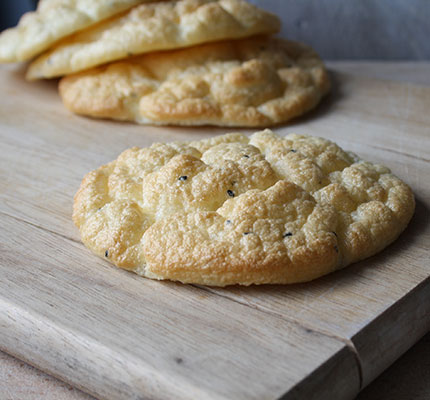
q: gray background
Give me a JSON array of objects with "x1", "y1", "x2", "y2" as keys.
[
  {"x1": 0, "y1": 1, "x2": 429, "y2": 59},
  {"x1": 249, "y1": 0, "x2": 430, "y2": 60}
]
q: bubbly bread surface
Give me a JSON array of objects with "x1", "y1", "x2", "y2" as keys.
[
  {"x1": 73, "y1": 130, "x2": 415, "y2": 286},
  {"x1": 59, "y1": 37, "x2": 330, "y2": 127},
  {"x1": 27, "y1": 0, "x2": 280, "y2": 79},
  {"x1": 0, "y1": 0, "x2": 146, "y2": 62}
]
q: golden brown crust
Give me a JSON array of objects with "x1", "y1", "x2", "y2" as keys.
[
  {"x1": 0, "y1": 0, "x2": 146, "y2": 62},
  {"x1": 73, "y1": 130, "x2": 415, "y2": 286},
  {"x1": 27, "y1": 0, "x2": 281, "y2": 79},
  {"x1": 59, "y1": 37, "x2": 330, "y2": 127}
]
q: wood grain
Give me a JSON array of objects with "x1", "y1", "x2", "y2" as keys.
[
  {"x1": 0, "y1": 214, "x2": 360, "y2": 400},
  {"x1": 326, "y1": 61, "x2": 430, "y2": 86},
  {"x1": 0, "y1": 62, "x2": 429, "y2": 399},
  {"x1": 0, "y1": 351, "x2": 92, "y2": 400}
]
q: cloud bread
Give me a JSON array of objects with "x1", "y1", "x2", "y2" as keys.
[
  {"x1": 73, "y1": 130, "x2": 415, "y2": 286},
  {"x1": 27, "y1": 0, "x2": 281, "y2": 80},
  {"x1": 0, "y1": 0, "x2": 148, "y2": 63},
  {"x1": 59, "y1": 36, "x2": 330, "y2": 127}
]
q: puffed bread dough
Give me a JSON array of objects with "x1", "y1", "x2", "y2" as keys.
[
  {"x1": 73, "y1": 130, "x2": 415, "y2": 286},
  {"x1": 0, "y1": 0, "x2": 147, "y2": 62},
  {"x1": 59, "y1": 37, "x2": 330, "y2": 127},
  {"x1": 27, "y1": 0, "x2": 281, "y2": 79}
]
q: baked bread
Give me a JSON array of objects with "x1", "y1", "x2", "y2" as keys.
[
  {"x1": 59, "y1": 36, "x2": 330, "y2": 127},
  {"x1": 0, "y1": 0, "x2": 147, "y2": 62},
  {"x1": 73, "y1": 130, "x2": 415, "y2": 286},
  {"x1": 27, "y1": 0, "x2": 281, "y2": 80}
]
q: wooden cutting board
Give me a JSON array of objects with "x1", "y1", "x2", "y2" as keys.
[{"x1": 0, "y1": 63, "x2": 429, "y2": 400}]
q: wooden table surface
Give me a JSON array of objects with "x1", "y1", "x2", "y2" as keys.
[{"x1": 1, "y1": 61, "x2": 429, "y2": 399}]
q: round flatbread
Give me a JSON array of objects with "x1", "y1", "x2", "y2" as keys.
[
  {"x1": 59, "y1": 36, "x2": 330, "y2": 127},
  {"x1": 73, "y1": 130, "x2": 415, "y2": 286},
  {"x1": 0, "y1": 0, "x2": 147, "y2": 63},
  {"x1": 27, "y1": 0, "x2": 280, "y2": 80}
]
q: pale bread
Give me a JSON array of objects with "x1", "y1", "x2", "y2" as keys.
[
  {"x1": 59, "y1": 36, "x2": 330, "y2": 127},
  {"x1": 0, "y1": 0, "x2": 148, "y2": 63},
  {"x1": 73, "y1": 130, "x2": 415, "y2": 286},
  {"x1": 27, "y1": 0, "x2": 281, "y2": 80}
]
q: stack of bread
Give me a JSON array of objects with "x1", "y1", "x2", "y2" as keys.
[{"x1": 0, "y1": 0, "x2": 330, "y2": 127}]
